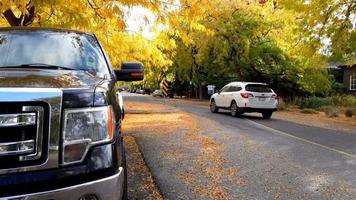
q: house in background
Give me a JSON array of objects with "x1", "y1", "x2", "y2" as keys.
[
  {"x1": 342, "y1": 64, "x2": 356, "y2": 95},
  {"x1": 328, "y1": 63, "x2": 356, "y2": 95}
]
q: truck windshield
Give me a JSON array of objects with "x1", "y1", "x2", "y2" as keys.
[
  {"x1": 0, "y1": 31, "x2": 109, "y2": 74},
  {"x1": 245, "y1": 84, "x2": 272, "y2": 93}
]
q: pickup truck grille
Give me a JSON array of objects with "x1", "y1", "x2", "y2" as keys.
[
  {"x1": 0, "y1": 103, "x2": 46, "y2": 169},
  {"x1": 0, "y1": 88, "x2": 62, "y2": 175}
]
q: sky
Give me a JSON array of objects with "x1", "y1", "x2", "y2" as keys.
[{"x1": 123, "y1": 6, "x2": 158, "y2": 39}]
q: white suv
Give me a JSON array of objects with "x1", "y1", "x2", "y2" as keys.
[{"x1": 210, "y1": 82, "x2": 278, "y2": 119}]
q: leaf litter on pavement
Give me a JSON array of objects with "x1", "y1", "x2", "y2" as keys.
[
  {"x1": 123, "y1": 108, "x2": 243, "y2": 200},
  {"x1": 124, "y1": 136, "x2": 164, "y2": 200}
]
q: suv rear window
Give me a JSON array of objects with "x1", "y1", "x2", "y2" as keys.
[{"x1": 245, "y1": 84, "x2": 272, "y2": 93}]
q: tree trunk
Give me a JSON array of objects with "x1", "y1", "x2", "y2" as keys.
[
  {"x1": 198, "y1": 84, "x2": 203, "y2": 100},
  {"x1": 3, "y1": 6, "x2": 36, "y2": 27}
]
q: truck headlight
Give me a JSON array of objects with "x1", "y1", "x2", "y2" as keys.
[{"x1": 62, "y1": 106, "x2": 115, "y2": 165}]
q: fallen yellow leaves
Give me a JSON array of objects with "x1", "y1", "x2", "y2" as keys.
[
  {"x1": 176, "y1": 174, "x2": 200, "y2": 185},
  {"x1": 192, "y1": 186, "x2": 230, "y2": 200},
  {"x1": 125, "y1": 102, "x2": 174, "y2": 113},
  {"x1": 123, "y1": 111, "x2": 244, "y2": 200},
  {"x1": 124, "y1": 136, "x2": 164, "y2": 200}
]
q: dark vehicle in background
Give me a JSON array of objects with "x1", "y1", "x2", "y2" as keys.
[
  {"x1": 0, "y1": 27, "x2": 144, "y2": 200},
  {"x1": 143, "y1": 88, "x2": 151, "y2": 95}
]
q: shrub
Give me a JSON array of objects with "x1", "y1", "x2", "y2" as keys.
[
  {"x1": 345, "y1": 109, "x2": 354, "y2": 117},
  {"x1": 299, "y1": 95, "x2": 356, "y2": 110},
  {"x1": 322, "y1": 106, "x2": 340, "y2": 118},
  {"x1": 299, "y1": 97, "x2": 331, "y2": 109},
  {"x1": 330, "y1": 95, "x2": 356, "y2": 107},
  {"x1": 278, "y1": 104, "x2": 288, "y2": 111},
  {"x1": 300, "y1": 109, "x2": 319, "y2": 114},
  {"x1": 278, "y1": 99, "x2": 290, "y2": 111}
]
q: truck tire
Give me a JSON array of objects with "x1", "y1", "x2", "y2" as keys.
[{"x1": 121, "y1": 143, "x2": 128, "y2": 200}]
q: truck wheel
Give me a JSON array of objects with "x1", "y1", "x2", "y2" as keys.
[
  {"x1": 230, "y1": 101, "x2": 241, "y2": 117},
  {"x1": 121, "y1": 144, "x2": 128, "y2": 200},
  {"x1": 210, "y1": 99, "x2": 219, "y2": 113},
  {"x1": 262, "y1": 112, "x2": 273, "y2": 119}
]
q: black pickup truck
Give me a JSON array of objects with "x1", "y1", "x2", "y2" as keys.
[{"x1": 0, "y1": 27, "x2": 144, "y2": 200}]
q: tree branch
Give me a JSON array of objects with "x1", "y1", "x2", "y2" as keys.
[
  {"x1": 2, "y1": 4, "x2": 35, "y2": 26},
  {"x1": 3, "y1": 9, "x2": 21, "y2": 26}
]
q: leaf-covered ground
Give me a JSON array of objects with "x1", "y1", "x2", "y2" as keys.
[
  {"x1": 122, "y1": 95, "x2": 356, "y2": 199},
  {"x1": 123, "y1": 110, "x2": 242, "y2": 200},
  {"x1": 125, "y1": 101, "x2": 177, "y2": 114},
  {"x1": 124, "y1": 135, "x2": 163, "y2": 200}
]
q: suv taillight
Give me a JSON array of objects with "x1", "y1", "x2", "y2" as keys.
[
  {"x1": 240, "y1": 93, "x2": 253, "y2": 98},
  {"x1": 272, "y1": 94, "x2": 278, "y2": 100}
]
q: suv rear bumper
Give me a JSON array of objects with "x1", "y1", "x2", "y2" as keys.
[{"x1": 6, "y1": 167, "x2": 124, "y2": 200}]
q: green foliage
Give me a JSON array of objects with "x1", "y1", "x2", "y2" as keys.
[
  {"x1": 298, "y1": 67, "x2": 332, "y2": 95},
  {"x1": 299, "y1": 95, "x2": 356, "y2": 109},
  {"x1": 279, "y1": 0, "x2": 356, "y2": 63},
  {"x1": 329, "y1": 95, "x2": 356, "y2": 107},
  {"x1": 169, "y1": 1, "x2": 334, "y2": 97},
  {"x1": 299, "y1": 97, "x2": 331, "y2": 109}
]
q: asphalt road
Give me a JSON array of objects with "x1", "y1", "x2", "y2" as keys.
[{"x1": 123, "y1": 93, "x2": 356, "y2": 199}]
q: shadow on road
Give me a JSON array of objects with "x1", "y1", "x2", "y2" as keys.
[{"x1": 215, "y1": 110, "x2": 278, "y2": 121}]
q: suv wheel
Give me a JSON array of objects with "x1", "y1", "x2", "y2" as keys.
[
  {"x1": 230, "y1": 101, "x2": 241, "y2": 117},
  {"x1": 262, "y1": 112, "x2": 273, "y2": 119},
  {"x1": 210, "y1": 99, "x2": 219, "y2": 113}
]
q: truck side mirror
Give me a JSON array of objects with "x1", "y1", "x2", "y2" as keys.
[{"x1": 115, "y1": 62, "x2": 144, "y2": 82}]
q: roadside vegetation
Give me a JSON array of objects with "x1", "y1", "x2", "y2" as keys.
[
  {"x1": 279, "y1": 95, "x2": 356, "y2": 118},
  {"x1": 1, "y1": 1, "x2": 355, "y2": 100}
]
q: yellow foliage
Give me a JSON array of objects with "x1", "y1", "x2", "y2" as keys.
[{"x1": 0, "y1": 0, "x2": 177, "y2": 88}]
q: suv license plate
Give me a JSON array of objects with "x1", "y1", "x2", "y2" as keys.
[{"x1": 259, "y1": 97, "x2": 265, "y2": 101}]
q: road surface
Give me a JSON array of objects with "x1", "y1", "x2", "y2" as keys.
[{"x1": 123, "y1": 93, "x2": 356, "y2": 200}]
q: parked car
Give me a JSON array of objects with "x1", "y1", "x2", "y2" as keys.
[
  {"x1": 136, "y1": 89, "x2": 144, "y2": 94},
  {"x1": 153, "y1": 89, "x2": 163, "y2": 97},
  {"x1": 210, "y1": 82, "x2": 278, "y2": 119},
  {"x1": 0, "y1": 27, "x2": 144, "y2": 200},
  {"x1": 118, "y1": 87, "x2": 127, "y2": 92}
]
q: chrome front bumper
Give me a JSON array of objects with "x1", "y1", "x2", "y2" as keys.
[{"x1": 4, "y1": 167, "x2": 124, "y2": 200}]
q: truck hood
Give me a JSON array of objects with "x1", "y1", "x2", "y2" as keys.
[
  {"x1": 0, "y1": 69, "x2": 104, "y2": 89},
  {"x1": 0, "y1": 69, "x2": 109, "y2": 108}
]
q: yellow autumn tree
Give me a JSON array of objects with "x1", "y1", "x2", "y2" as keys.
[
  {"x1": 0, "y1": 0, "x2": 179, "y2": 89},
  {"x1": 0, "y1": 1, "x2": 171, "y2": 63}
]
